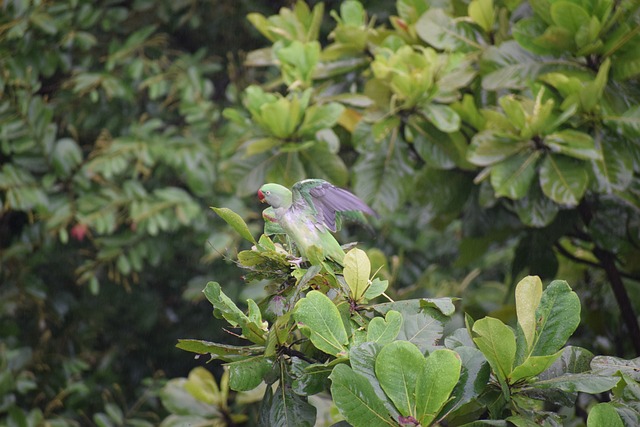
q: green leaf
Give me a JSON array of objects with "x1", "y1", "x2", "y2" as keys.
[
  {"x1": 590, "y1": 136, "x2": 633, "y2": 193},
  {"x1": 51, "y1": 138, "x2": 83, "y2": 177},
  {"x1": 367, "y1": 310, "x2": 403, "y2": 345},
  {"x1": 510, "y1": 350, "x2": 564, "y2": 383},
  {"x1": 415, "y1": 349, "x2": 462, "y2": 426},
  {"x1": 441, "y1": 346, "x2": 491, "y2": 415},
  {"x1": 176, "y1": 340, "x2": 264, "y2": 362},
  {"x1": 529, "y1": 372, "x2": 619, "y2": 393},
  {"x1": 364, "y1": 278, "x2": 389, "y2": 300},
  {"x1": 375, "y1": 341, "x2": 426, "y2": 416},
  {"x1": 467, "y1": 131, "x2": 528, "y2": 166},
  {"x1": 472, "y1": 317, "x2": 516, "y2": 384},
  {"x1": 591, "y1": 356, "x2": 640, "y2": 381},
  {"x1": 605, "y1": 105, "x2": 640, "y2": 137},
  {"x1": 227, "y1": 356, "x2": 272, "y2": 391},
  {"x1": 211, "y1": 207, "x2": 256, "y2": 244},
  {"x1": 350, "y1": 342, "x2": 401, "y2": 419},
  {"x1": 290, "y1": 357, "x2": 327, "y2": 396},
  {"x1": 539, "y1": 154, "x2": 589, "y2": 206},
  {"x1": 550, "y1": 1, "x2": 590, "y2": 34},
  {"x1": 183, "y1": 367, "x2": 222, "y2": 406},
  {"x1": 329, "y1": 364, "x2": 394, "y2": 427},
  {"x1": 531, "y1": 280, "x2": 581, "y2": 356},
  {"x1": 482, "y1": 41, "x2": 544, "y2": 90},
  {"x1": 515, "y1": 276, "x2": 543, "y2": 353},
  {"x1": 203, "y1": 282, "x2": 266, "y2": 345},
  {"x1": 545, "y1": 130, "x2": 601, "y2": 161},
  {"x1": 293, "y1": 290, "x2": 348, "y2": 356},
  {"x1": 374, "y1": 300, "x2": 447, "y2": 353},
  {"x1": 490, "y1": 151, "x2": 540, "y2": 200},
  {"x1": 468, "y1": 0, "x2": 495, "y2": 32},
  {"x1": 343, "y1": 248, "x2": 371, "y2": 301},
  {"x1": 299, "y1": 102, "x2": 345, "y2": 136},
  {"x1": 587, "y1": 403, "x2": 624, "y2": 427},
  {"x1": 539, "y1": 346, "x2": 594, "y2": 378},
  {"x1": 353, "y1": 134, "x2": 413, "y2": 215},
  {"x1": 421, "y1": 104, "x2": 461, "y2": 133},
  {"x1": 260, "y1": 383, "x2": 317, "y2": 427},
  {"x1": 416, "y1": 8, "x2": 480, "y2": 51}
]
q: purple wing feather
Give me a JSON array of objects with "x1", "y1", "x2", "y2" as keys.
[{"x1": 292, "y1": 179, "x2": 377, "y2": 232}]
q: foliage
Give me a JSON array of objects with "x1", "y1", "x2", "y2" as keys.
[
  {"x1": 181, "y1": 211, "x2": 638, "y2": 425},
  {"x1": 2, "y1": 0, "x2": 640, "y2": 425}
]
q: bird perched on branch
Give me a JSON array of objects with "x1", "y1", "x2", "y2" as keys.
[{"x1": 258, "y1": 179, "x2": 377, "y2": 264}]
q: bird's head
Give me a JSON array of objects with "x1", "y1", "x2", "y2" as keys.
[{"x1": 257, "y1": 183, "x2": 292, "y2": 209}]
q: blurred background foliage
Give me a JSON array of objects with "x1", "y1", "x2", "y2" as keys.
[{"x1": 1, "y1": 0, "x2": 639, "y2": 425}]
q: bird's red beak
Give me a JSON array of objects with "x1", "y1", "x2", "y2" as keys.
[{"x1": 257, "y1": 189, "x2": 265, "y2": 203}]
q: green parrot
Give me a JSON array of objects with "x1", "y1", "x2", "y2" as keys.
[{"x1": 257, "y1": 179, "x2": 377, "y2": 264}]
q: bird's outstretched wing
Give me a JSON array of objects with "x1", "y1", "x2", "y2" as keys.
[{"x1": 291, "y1": 179, "x2": 377, "y2": 232}]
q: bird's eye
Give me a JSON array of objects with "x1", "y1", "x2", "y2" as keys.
[{"x1": 266, "y1": 191, "x2": 271, "y2": 195}]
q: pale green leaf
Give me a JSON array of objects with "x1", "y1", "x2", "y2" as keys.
[{"x1": 293, "y1": 290, "x2": 348, "y2": 356}]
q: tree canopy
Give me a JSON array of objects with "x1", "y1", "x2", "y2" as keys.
[{"x1": 1, "y1": 0, "x2": 640, "y2": 425}]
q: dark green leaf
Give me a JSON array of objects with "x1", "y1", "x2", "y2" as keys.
[
  {"x1": 329, "y1": 364, "x2": 394, "y2": 427},
  {"x1": 539, "y1": 154, "x2": 589, "y2": 206},
  {"x1": 531, "y1": 280, "x2": 580, "y2": 356},
  {"x1": 227, "y1": 356, "x2": 273, "y2": 391},
  {"x1": 259, "y1": 384, "x2": 317, "y2": 427},
  {"x1": 176, "y1": 339, "x2": 264, "y2": 362}
]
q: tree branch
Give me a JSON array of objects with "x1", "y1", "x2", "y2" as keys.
[{"x1": 593, "y1": 247, "x2": 640, "y2": 355}]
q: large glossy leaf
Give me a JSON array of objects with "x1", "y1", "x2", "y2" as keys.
[
  {"x1": 550, "y1": 1, "x2": 590, "y2": 35},
  {"x1": 545, "y1": 130, "x2": 601, "y2": 161},
  {"x1": 329, "y1": 364, "x2": 394, "y2": 427},
  {"x1": 472, "y1": 317, "x2": 516, "y2": 383},
  {"x1": 293, "y1": 291, "x2": 348, "y2": 356},
  {"x1": 590, "y1": 136, "x2": 633, "y2": 193},
  {"x1": 539, "y1": 346, "x2": 594, "y2": 379},
  {"x1": 227, "y1": 356, "x2": 272, "y2": 391},
  {"x1": 587, "y1": 403, "x2": 624, "y2": 427},
  {"x1": 591, "y1": 356, "x2": 640, "y2": 381},
  {"x1": 539, "y1": 154, "x2": 589, "y2": 206},
  {"x1": 531, "y1": 280, "x2": 581, "y2": 356},
  {"x1": 528, "y1": 373, "x2": 620, "y2": 393},
  {"x1": 510, "y1": 350, "x2": 564, "y2": 383},
  {"x1": 259, "y1": 383, "x2": 317, "y2": 427},
  {"x1": 490, "y1": 151, "x2": 540, "y2": 200},
  {"x1": 421, "y1": 104, "x2": 461, "y2": 133},
  {"x1": 374, "y1": 300, "x2": 448, "y2": 353},
  {"x1": 299, "y1": 102, "x2": 345, "y2": 136},
  {"x1": 605, "y1": 105, "x2": 640, "y2": 137},
  {"x1": 299, "y1": 142, "x2": 349, "y2": 186},
  {"x1": 441, "y1": 346, "x2": 491, "y2": 416},
  {"x1": 353, "y1": 133, "x2": 413, "y2": 215},
  {"x1": 467, "y1": 130, "x2": 529, "y2": 166},
  {"x1": 350, "y1": 342, "x2": 401, "y2": 420},
  {"x1": 415, "y1": 349, "x2": 462, "y2": 426},
  {"x1": 375, "y1": 341, "x2": 425, "y2": 416},
  {"x1": 416, "y1": 8, "x2": 480, "y2": 51},
  {"x1": 482, "y1": 41, "x2": 544, "y2": 90}
]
